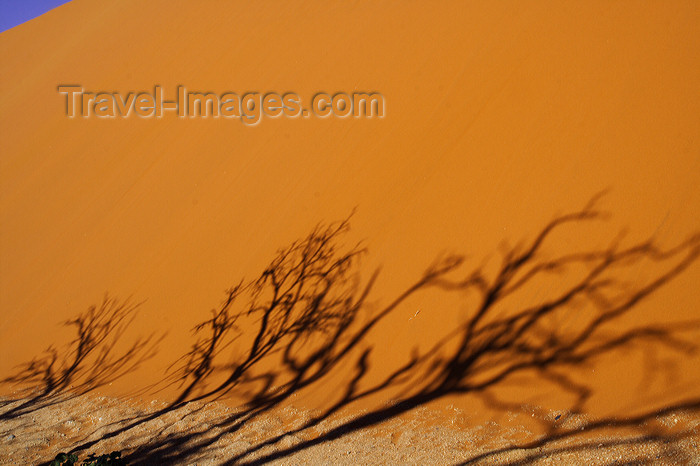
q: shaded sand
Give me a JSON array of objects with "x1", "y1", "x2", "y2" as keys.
[{"x1": 1, "y1": 0, "x2": 700, "y2": 464}]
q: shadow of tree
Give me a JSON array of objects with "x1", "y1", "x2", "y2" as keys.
[
  {"x1": 0, "y1": 295, "x2": 160, "y2": 422},
  {"x1": 460, "y1": 398, "x2": 700, "y2": 464},
  {"x1": 221, "y1": 193, "x2": 699, "y2": 464},
  {"x1": 167, "y1": 214, "x2": 371, "y2": 406},
  {"x1": 30, "y1": 194, "x2": 700, "y2": 464}
]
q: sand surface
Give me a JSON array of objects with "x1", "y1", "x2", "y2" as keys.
[
  {"x1": 2, "y1": 392, "x2": 699, "y2": 465},
  {"x1": 1, "y1": 0, "x2": 699, "y2": 464}
]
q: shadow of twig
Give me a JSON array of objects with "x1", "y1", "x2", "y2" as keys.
[{"x1": 0, "y1": 295, "x2": 160, "y2": 421}]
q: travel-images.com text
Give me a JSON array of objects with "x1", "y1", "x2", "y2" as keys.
[{"x1": 58, "y1": 86, "x2": 385, "y2": 125}]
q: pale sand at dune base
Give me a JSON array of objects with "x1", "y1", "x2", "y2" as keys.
[{"x1": 2, "y1": 391, "x2": 699, "y2": 465}]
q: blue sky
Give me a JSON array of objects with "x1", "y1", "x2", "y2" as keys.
[{"x1": 0, "y1": 0, "x2": 72, "y2": 33}]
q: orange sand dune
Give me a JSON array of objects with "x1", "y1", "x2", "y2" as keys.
[{"x1": 1, "y1": 0, "x2": 699, "y2": 445}]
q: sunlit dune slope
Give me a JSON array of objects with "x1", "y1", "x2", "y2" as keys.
[{"x1": 1, "y1": 0, "x2": 699, "y2": 422}]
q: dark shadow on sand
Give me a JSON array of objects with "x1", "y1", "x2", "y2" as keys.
[
  {"x1": 13, "y1": 193, "x2": 698, "y2": 464},
  {"x1": 0, "y1": 296, "x2": 161, "y2": 423}
]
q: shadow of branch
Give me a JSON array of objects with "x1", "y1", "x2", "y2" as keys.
[{"x1": 0, "y1": 295, "x2": 161, "y2": 421}]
